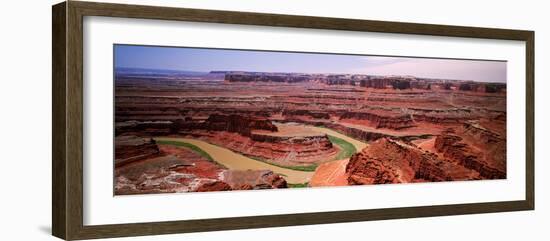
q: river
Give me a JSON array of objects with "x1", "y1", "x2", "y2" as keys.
[{"x1": 156, "y1": 125, "x2": 366, "y2": 184}]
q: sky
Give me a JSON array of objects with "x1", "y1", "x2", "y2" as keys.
[{"x1": 114, "y1": 44, "x2": 507, "y2": 83}]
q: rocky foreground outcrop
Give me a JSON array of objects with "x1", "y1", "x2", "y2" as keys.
[
  {"x1": 221, "y1": 170, "x2": 287, "y2": 190},
  {"x1": 114, "y1": 141, "x2": 289, "y2": 195},
  {"x1": 195, "y1": 170, "x2": 287, "y2": 191},
  {"x1": 434, "y1": 129, "x2": 505, "y2": 179},
  {"x1": 114, "y1": 142, "x2": 226, "y2": 195},
  {"x1": 345, "y1": 138, "x2": 479, "y2": 185},
  {"x1": 195, "y1": 181, "x2": 233, "y2": 192}
]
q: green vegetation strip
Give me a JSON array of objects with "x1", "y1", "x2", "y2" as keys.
[
  {"x1": 156, "y1": 139, "x2": 216, "y2": 162},
  {"x1": 156, "y1": 133, "x2": 357, "y2": 174},
  {"x1": 288, "y1": 182, "x2": 309, "y2": 188},
  {"x1": 328, "y1": 135, "x2": 357, "y2": 160}
]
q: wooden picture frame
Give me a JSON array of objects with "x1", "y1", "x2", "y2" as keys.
[{"x1": 52, "y1": 1, "x2": 534, "y2": 240}]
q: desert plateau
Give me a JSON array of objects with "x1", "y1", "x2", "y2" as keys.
[{"x1": 113, "y1": 45, "x2": 507, "y2": 195}]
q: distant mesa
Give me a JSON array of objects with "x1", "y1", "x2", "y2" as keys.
[{"x1": 224, "y1": 71, "x2": 506, "y2": 93}]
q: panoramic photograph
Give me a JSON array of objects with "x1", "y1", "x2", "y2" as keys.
[{"x1": 113, "y1": 44, "x2": 507, "y2": 195}]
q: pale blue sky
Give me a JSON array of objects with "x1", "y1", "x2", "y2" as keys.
[{"x1": 114, "y1": 45, "x2": 506, "y2": 83}]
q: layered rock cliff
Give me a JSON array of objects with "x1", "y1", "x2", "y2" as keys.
[
  {"x1": 170, "y1": 114, "x2": 277, "y2": 137},
  {"x1": 346, "y1": 138, "x2": 478, "y2": 185},
  {"x1": 434, "y1": 130, "x2": 505, "y2": 179},
  {"x1": 114, "y1": 135, "x2": 161, "y2": 167},
  {"x1": 202, "y1": 114, "x2": 278, "y2": 136},
  {"x1": 340, "y1": 111, "x2": 415, "y2": 129}
]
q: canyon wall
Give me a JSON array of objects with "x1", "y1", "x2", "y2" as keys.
[
  {"x1": 346, "y1": 138, "x2": 480, "y2": 185},
  {"x1": 434, "y1": 130, "x2": 505, "y2": 179},
  {"x1": 340, "y1": 111, "x2": 415, "y2": 129},
  {"x1": 114, "y1": 135, "x2": 161, "y2": 167}
]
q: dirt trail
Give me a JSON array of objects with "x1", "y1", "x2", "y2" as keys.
[{"x1": 155, "y1": 137, "x2": 314, "y2": 184}]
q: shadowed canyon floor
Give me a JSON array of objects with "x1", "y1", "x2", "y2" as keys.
[{"x1": 114, "y1": 70, "x2": 506, "y2": 194}]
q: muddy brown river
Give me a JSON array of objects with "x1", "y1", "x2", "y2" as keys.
[{"x1": 156, "y1": 125, "x2": 366, "y2": 184}]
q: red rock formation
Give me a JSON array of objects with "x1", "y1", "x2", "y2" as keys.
[
  {"x1": 114, "y1": 135, "x2": 160, "y2": 167},
  {"x1": 463, "y1": 121, "x2": 504, "y2": 144},
  {"x1": 114, "y1": 71, "x2": 508, "y2": 193},
  {"x1": 412, "y1": 114, "x2": 468, "y2": 124},
  {"x1": 185, "y1": 131, "x2": 337, "y2": 166},
  {"x1": 346, "y1": 138, "x2": 414, "y2": 184},
  {"x1": 361, "y1": 78, "x2": 393, "y2": 89},
  {"x1": 347, "y1": 156, "x2": 401, "y2": 184},
  {"x1": 310, "y1": 159, "x2": 349, "y2": 187},
  {"x1": 222, "y1": 170, "x2": 287, "y2": 189},
  {"x1": 203, "y1": 114, "x2": 278, "y2": 136},
  {"x1": 434, "y1": 130, "x2": 505, "y2": 179},
  {"x1": 116, "y1": 114, "x2": 280, "y2": 138},
  {"x1": 166, "y1": 114, "x2": 278, "y2": 137},
  {"x1": 458, "y1": 82, "x2": 506, "y2": 93},
  {"x1": 116, "y1": 121, "x2": 173, "y2": 136},
  {"x1": 345, "y1": 138, "x2": 478, "y2": 185},
  {"x1": 114, "y1": 143, "x2": 227, "y2": 195},
  {"x1": 282, "y1": 109, "x2": 330, "y2": 119},
  {"x1": 320, "y1": 122, "x2": 390, "y2": 142},
  {"x1": 340, "y1": 110, "x2": 415, "y2": 129},
  {"x1": 196, "y1": 181, "x2": 232, "y2": 192},
  {"x1": 117, "y1": 115, "x2": 339, "y2": 166}
]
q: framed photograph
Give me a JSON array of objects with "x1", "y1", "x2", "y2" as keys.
[{"x1": 52, "y1": 1, "x2": 534, "y2": 240}]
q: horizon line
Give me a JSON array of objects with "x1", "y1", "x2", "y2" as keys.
[{"x1": 115, "y1": 67, "x2": 507, "y2": 83}]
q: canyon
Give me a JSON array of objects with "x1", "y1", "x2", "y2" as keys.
[{"x1": 114, "y1": 69, "x2": 506, "y2": 194}]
